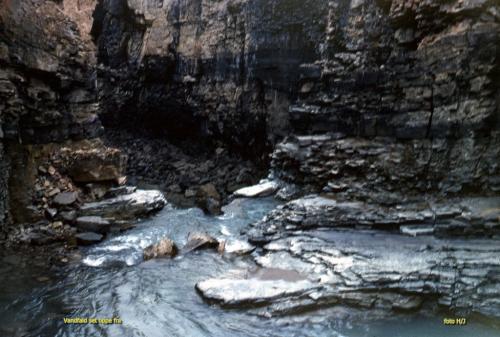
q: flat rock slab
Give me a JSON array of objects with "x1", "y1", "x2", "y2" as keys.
[
  {"x1": 211, "y1": 228, "x2": 500, "y2": 318},
  {"x1": 76, "y1": 216, "x2": 111, "y2": 234},
  {"x1": 200, "y1": 195, "x2": 500, "y2": 319},
  {"x1": 196, "y1": 276, "x2": 318, "y2": 306},
  {"x1": 79, "y1": 189, "x2": 166, "y2": 220},
  {"x1": 233, "y1": 181, "x2": 279, "y2": 198},
  {"x1": 75, "y1": 232, "x2": 103, "y2": 245},
  {"x1": 247, "y1": 195, "x2": 500, "y2": 243}
]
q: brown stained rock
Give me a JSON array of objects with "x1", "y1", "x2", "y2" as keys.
[
  {"x1": 143, "y1": 238, "x2": 178, "y2": 261},
  {"x1": 62, "y1": 147, "x2": 127, "y2": 183},
  {"x1": 197, "y1": 183, "x2": 221, "y2": 201},
  {"x1": 184, "y1": 232, "x2": 219, "y2": 253},
  {"x1": 196, "y1": 183, "x2": 222, "y2": 215}
]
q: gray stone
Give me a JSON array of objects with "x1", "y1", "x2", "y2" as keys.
[
  {"x1": 75, "y1": 232, "x2": 103, "y2": 245},
  {"x1": 220, "y1": 239, "x2": 255, "y2": 255},
  {"x1": 79, "y1": 189, "x2": 166, "y2": 220},
  {"x1": 75, "y1": 216, "x2": 111, "y2": 234},
  {"x1": 53, "y1": 192, "x2": 78, "y2": 206},
  {"x1": 233, "y1": 181, "x2": 279, "y2": 198},
  {"x1": 196, "y1": 275, "x2": 318, "y2": 306}
]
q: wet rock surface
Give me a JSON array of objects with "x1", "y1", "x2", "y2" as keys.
[
  {"x1": 198, "y1": 227, "x2": 500, "y2": 318},
  {"x1": 246, "y1": 195, "x2": 500, "y2": 242},
  {"x1": 234, "y1": 181, "x2": 280, "y2": 198},
  {"x1": 103, "y1": 129, "x2": 266, "y2": 208},
  {"x1": 197, "y1": 275, "x2": 318, "y2": 308},
  {"x1": 195, "y1": 194, "x2": 500, "y2": 319},
  {"x1": 219, "y1": 239, "x2": 255, "y2": 256},
  {"x1": 143, "y1": 237, "x2": 178, "y2": 261},
  {"x1": 79, "y1": 189, "x2": 167, "y2": 220},
  {"x1": 183, "y1": 232, "x2": 220, "y2": 253}
]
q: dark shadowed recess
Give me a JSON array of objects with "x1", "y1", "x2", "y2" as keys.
[{"x1": 90, "y1": 0, "x2": 327, "y2": 163}]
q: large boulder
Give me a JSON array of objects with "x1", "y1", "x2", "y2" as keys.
[
  {"x1": 195, "y1": 183, "x2": 222, "y2": 215},
  {"x1": 143, "y1": 238, "x2": 177, "y2": 260},
  {"x1": 183, "y1": 232, "x2": 219, "y2": 253},
  {"x1": 62, "y1": 147, "x2": 127, "y2": 183}
]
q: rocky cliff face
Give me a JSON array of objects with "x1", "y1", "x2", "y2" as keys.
[
  {"x1": 0, "y1": 0, "x2": 101, "y2": 227},
  {"x1": 1, "y1": 0, "x2": 499, "y2": 227},
  {"x1": 92, "y1": 0, "x2": 328, "y2": 158},
  {"x1": 93, "y1": 0, "x2": 499, "y2": 196},
  {"x1": 276, "y1": 0, "x2": 500, "y2": 199}
]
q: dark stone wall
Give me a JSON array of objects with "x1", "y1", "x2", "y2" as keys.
[
  {"x1": 271, "y1": 0, "x2": 500, "y2": 198},
  {"x1": 1, "y1": 0, "x2": 498, "y2": 228},
  {"x1": 0, "y1": 0, "x2": 101, "y2": 227},
  {"x1": 92, "y1": 0, "x2": 329, "y2": 159},
  {"x1": 292, "y1": 0, "x2": 500, "y2": 139},
  {"x1": 93, "y1": 0, "x2": 499, "y2": 197},
  {"x1": 0, "y1": 142, "x2": 8, "y2": 227}
]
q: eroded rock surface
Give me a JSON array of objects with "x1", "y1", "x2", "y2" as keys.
[
  {"x1": 196, "y1": 194, "x2": 500, "y2": 319},
  {"x1": 198, "y1": 228, "x2": 500, "y2": 318},
  {"x1": 79, "y1": 189, "x2": 167, "y2": 220},
  {"x1": 246, "y1": 195, "x2": 500, "y2": 243},
  {"x1": 271, "y1": 134, "x2": 500, "y2": 202},
  {"x1": 183, "y1": 232, "x2": 219, "y2": 253},
  {"x1": 143, "y1": 237, "x2": 178, "y2": 260},
  {"x1": 0, "y1": 0, "x2": 101, "y2": 229}
]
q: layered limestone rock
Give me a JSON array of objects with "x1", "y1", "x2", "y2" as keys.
[
  {"x1": 92, "y1": 0, "x2": 328, "y2": 156},
  {"x1": 198, "y1": 229, "x2": 500, "y2": 318},
  {"x1": 0, "y1": 143, "x2": 7, "y2": 229},
  {"x1": 275, "y1": 0, "x2": 500, "y2": 197},
  {"x1": 271, "y1": 133, "x2": 500, "y2": 201},
  {"x1": 91, "y1": 0, "x2": 499, "y2": 196},
  {"x1": 0, "y1": 0, "x2": 101, "y2": 145},
  {"x1": 246, "y1": 195, "x2": 500, "y2": 243},
  {"x1": 0, "y1": 0, "x2": 101, "y2": 228}
]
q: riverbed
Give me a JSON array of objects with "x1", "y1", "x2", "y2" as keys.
[{"x1": 0, "y1": 197, "x2": 499, "y2": 337}]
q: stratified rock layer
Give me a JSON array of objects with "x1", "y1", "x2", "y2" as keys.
[
  {"x1": 92, "y1": 0, "x2": 329, "y2": 156},
  {"x1": 92, "y1": 0, "x2": 499, "y2": 175},
  {"x1": 0, "y1": 0, "x2": 101, "y2": 228},
  {"x1": 79, "y1": 189, "x2": 167, "y2": 220}
]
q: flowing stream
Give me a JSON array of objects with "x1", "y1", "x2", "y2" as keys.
[{"x1": 0, "y1": 197, "x2": 499, "y2": 337}]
